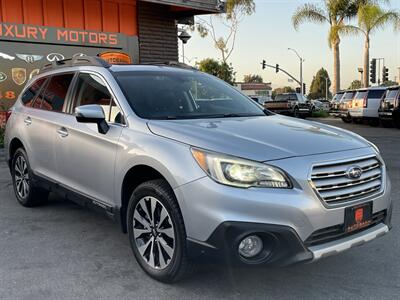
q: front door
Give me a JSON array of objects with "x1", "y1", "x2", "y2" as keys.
[{"x1": 54, "y1": 72, "x2": 124, "y2": 206}]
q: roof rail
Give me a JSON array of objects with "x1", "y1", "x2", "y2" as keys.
[
  {"x1": 138, "y1": 61, "x2": 197, "y2": 70},
  {"x1": 40, "y1": 56, "x2": 111, "y2": 74}
]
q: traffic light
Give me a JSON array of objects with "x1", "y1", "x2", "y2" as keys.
[
  {"x1": 262, "y1": 60, "x2": 266, "y2": 70},
  {"x1": 275, "y1": 64, "x2": 279, "y2": 73},
  {"x1": 382, "y1": 66, "x2": 389, "y2": 83},
  {"x1": 303, "y1": 83, "x2": 306, "y2": 95},
  {"x1": 370, "y1": 59, "x2": 376, "y2": 83}
]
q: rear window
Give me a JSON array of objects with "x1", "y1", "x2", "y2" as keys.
[
  {"x1": 332, "y1": 93, "x2": 344, "y2": 102},
  {"x1": 21, "y1": 77, "x2": 47, "y2": 107},
  {"x1": 354, "y1": 91, "x2": 367, "y2": 100},
  {"x1": 36, "y1": 73, "x2": 74, "y2": 112},
  {"x1": 384, "y1": 89, "x2": 399, "y2": 100},
  {"x1": 367, "y1": 90, "x2": 385, "y2": 99},
  {"x1": 275, "y1": 94, "x2": 297, "y2": 101},
  {"x1": 342, "y1": 92, "x2": 355, "y2": 101}
]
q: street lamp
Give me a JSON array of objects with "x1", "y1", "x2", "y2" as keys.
[
  {"x1": 178, "y1": 30, "x2": 191, "y2": 64},
  {"x1": 288, "y1": 48, "x2": 304, "y2": 94},
  {"x1": 358, "y1": 67, "x2": 364, "y2": 87}
]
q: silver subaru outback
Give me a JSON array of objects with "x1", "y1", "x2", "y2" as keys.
[{"x1": 4, "y1": 57, "x2": 392, "y2": 282}]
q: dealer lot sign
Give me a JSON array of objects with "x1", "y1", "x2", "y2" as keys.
[{"x1": 0, "y1": 22, "x2": 138, "y2": 112}]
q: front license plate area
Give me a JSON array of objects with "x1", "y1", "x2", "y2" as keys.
[{"x1": 344, "y1": 202, "x2": 373, "y2": 233}]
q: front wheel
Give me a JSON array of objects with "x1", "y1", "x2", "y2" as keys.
[
  {"x1": 11, "y1": 148, "x2": 49, "y2": 207},
  {"x1": 341, "y1": 114, "x2": 352, "y2": 123},
  {"x1": 127, "y1": 179, "x2": 191, "y2": 282}
]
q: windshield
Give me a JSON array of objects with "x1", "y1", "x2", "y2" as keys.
[
  {"x1": 275, "y1": 94, "x2": 297, "y2": 101},
  {"x1": 114, "y1": 71, "x2": 265, "y2": 119}
]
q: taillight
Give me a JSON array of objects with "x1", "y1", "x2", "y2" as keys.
[
  {"x1": 363, "y1": 96, "x2": 368, "y2": 108},
  {"x1": 5, "y1": 110, "x2": 12, "y2": 123}
]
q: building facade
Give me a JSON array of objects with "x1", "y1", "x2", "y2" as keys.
[{"x1": 0, "y1": 0, "x2": 223, "y2": 120}]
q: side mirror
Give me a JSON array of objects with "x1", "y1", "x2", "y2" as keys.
[{"x1": 75, "y1": 105, "x2": 109, "y2": 134}]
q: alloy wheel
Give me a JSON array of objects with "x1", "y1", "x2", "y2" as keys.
[
  {"x1": 133, "y1": 196, "x2": 175, "y2": 270},
  {"x1": 14, "y1": 156, "x2": 29, "y2": 199}
]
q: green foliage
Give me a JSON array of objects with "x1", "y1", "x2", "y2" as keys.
[
  {"x1": 357, "y1": 4, "x2": 400, "y2": 34},
  {"x1": 381, "y1": 80, "x2": 398, "y2": 87},
  {"x1": 308, "y1": 68, "x2": 331, "y2": 100},
  {"x1": 243, "y1": 74, "x2": 263, "y2": 83},
  {"x1": 348, "y1": 79, "x2": 363, "y2": 89},
  {"x1": 197, "y1": 58, "x2": 236, "y2": 85},
  {"x1": 312, "y1": 111, "x2": 330, "y2": 118},
  {"x1": 272, "y1": 86, "x2": 295, "y2": 99},
  {"x1": 0, "y1": 127, "x2": 4, "y2": 148}
]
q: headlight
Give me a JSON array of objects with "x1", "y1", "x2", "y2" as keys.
[{"x1": 191, "y1": 148, "x2": 292, "y2": 188}]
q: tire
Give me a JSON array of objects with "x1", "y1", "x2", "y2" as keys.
[
  {"x1": 341, "y1": 114, "x2": 352, "y2": 123},
  {"x1": 11, "y1": 148, "x2": 49, "y2": 207},
  {"x1": 381, "y1": 119, "x2": 393, "y2": 128},
  {"x1": 293, "y1": 107, "x2": 299, "y2": 118},
  {"x1": 368, "y1": 118, "x2": 379, "y2": 127},
  {"x1": 127, "y1": 179, "x2": 191, "y2": 283}
]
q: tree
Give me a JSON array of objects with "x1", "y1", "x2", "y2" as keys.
[
  {"x1": 197, "y1": 58, "x2": 235, "y2": 85},
  {"x1": 381, "y1": 80, "x2": 398, "y2": 87},
  {"x1": 272, "y1": 86, "x2": 295, "y2": 99},
  {"x1": 348, "y1": 4, "x2": 400, "y2": 87},
  {"x1": 243, "y1": 74, "x2": 263, "y2": 83},
  {"x1": 308, "y1": 68, "x2": 331, "y2": 99},
  {"x1": 194, "y1": 0, "x2": 255, "y2": 63},
  {"x1": 348, "y1": 79, "x2": 363, "y2": 89},
  {"x1": 292, "y1": 0, "x2": 363, "y2": 93}
]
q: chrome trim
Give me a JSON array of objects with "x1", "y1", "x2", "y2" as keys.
[
  {"x1": 308, "y1": 154, "x2": 385, "y2": 208},
  {"x1": 309, "y1": 223, "x2": 389, "y2": 261}
]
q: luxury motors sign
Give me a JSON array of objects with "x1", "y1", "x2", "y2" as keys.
[
  {"x1": 0, "y1": 23, "x2": 120, "y2": 47},
  {"x1": 0, "y1": 22, "x2": 139, "y2": 115}
]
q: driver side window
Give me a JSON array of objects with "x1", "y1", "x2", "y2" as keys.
[{"x1": 73, "y1": 73, "x2": 124, "y2": 124}]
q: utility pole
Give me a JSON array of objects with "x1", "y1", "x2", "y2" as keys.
[
  {"x1": 325, "y1": 77, "x2": 328, "y2": 100},
  {"x1": 358, "y1": 67, "x2": 363, "y2": 87},
  {"x1": 288, "y1": 48, "x2": 304, "y2": 94}
]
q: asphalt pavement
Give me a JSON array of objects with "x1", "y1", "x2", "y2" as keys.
[{"x1": 0, "y1": 117, "x2": 399, "y2": 299}]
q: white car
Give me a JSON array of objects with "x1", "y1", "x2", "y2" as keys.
[{"x1": 350, "y1": 87, "x2": 386, "y2": 126}]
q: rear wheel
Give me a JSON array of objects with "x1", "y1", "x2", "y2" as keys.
[
  {"x1": 127, "y1": 179, "x2": 191, "y2": 282},
  {"x1": 341, "y1": 113, "x2": 352, "y2": 123},
  {"x1": 381, "y1": 119, "x2": 393, "y2": 128},
  {"x1": 11, "y1": 148, "x2": 49, "y2": 207}
]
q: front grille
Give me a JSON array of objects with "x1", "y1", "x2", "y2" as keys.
[
  {"x1": 305, "y1": 210, "x2": 386, "y2": 247},
  {"x1": 310, "y1": 156, "x2": 383, "y2": 206}
]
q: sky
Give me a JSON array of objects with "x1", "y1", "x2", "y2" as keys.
[{"x1": 183, "y1": 0, "x2": 400, "y2": 90}]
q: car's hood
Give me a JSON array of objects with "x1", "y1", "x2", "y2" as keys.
[{"x1": 147, "y1": 115, "x2": 371, "y2": 161}]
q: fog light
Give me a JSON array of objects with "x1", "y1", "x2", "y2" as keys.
[{"x1": 238, "y1": 235, "x2": 263, "y2": 258}]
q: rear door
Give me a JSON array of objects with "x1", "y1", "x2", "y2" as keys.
[
  {"x1": 19, "y1": 73, "x2": 75, "y2": 179},
  {"x1": 365, "y1": 89, "x2": 386, "y2": 118},
  {"x1": 54, "y1": 72, "x2": 124, "y2": 206}
]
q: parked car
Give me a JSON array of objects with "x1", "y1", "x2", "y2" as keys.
[
  {"x1": 379, "y1": 85, "x2": 400, "y2": 128},
  {"x1": 338, "y1": 90, "x2": 357, "y2": 123},
  {"x1": 4, "y1": 57, "x2": 392, "y2": 282},
  {"x1": 310, "y1": 99, "x2": 330, "y2": 111},
  {"x1": 349, "y1": 87, "x2": 387, "y2": 126},
  {"x1": 264, "y1": 93, "x2": 311, "y2": 118},
  {"x1": 330, "y1": 91, "x2": 345, "y2": 116}
]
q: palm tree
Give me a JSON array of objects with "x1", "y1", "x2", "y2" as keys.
[
  {"x1": 292, "y1": 1, "x2": 361, "y2": 93},
  {"x1": 353, "y1": 4, "x2": 400, "y2": 87}
]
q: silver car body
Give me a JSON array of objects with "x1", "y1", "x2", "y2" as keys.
[
  {"x1": 4, "y1": 64, "x2": 392, "y2": 262},
  {"x1": 350, "y1": 87, "x2": 387, "y2": 119}
]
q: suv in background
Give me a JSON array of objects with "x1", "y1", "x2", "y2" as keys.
[
  {"x1": 350, "y1": 87, "x2": 386, "y2": 126},
  {"x1": 330, "y1": 91, "x2": 345, "y2": 116},
  {"x1": 264, "y1": 93, "x2": 311, "y2": 118},
  {"x1": 4, "y1": 57, "x2": 392, "y2": 282},
  {"x1": 338, "y1": 90, "x2": 357, "y2": 123},
  {"x1": 379, "y1": 85, "x2": 400, "y2": 128}
]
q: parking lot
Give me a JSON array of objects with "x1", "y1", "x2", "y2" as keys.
[{"x1": 0, "y1": 117, "x2": 399, "y2": 300}]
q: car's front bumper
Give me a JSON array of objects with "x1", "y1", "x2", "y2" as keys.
[{"x1": 175, "y1": 147, "x2": 392, "y2": 266}]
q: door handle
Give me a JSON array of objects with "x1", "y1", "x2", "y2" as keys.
[
  {"x1": 24, "y1": 117, "x2": 32, "y2": 126},
  {"x1": 57, "y1": 127, "x2": 69, "y2": 138}
]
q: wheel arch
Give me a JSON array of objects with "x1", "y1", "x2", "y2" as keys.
[{"x1": 8, "y1": 137, "x2": 25, "y2": 170}]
